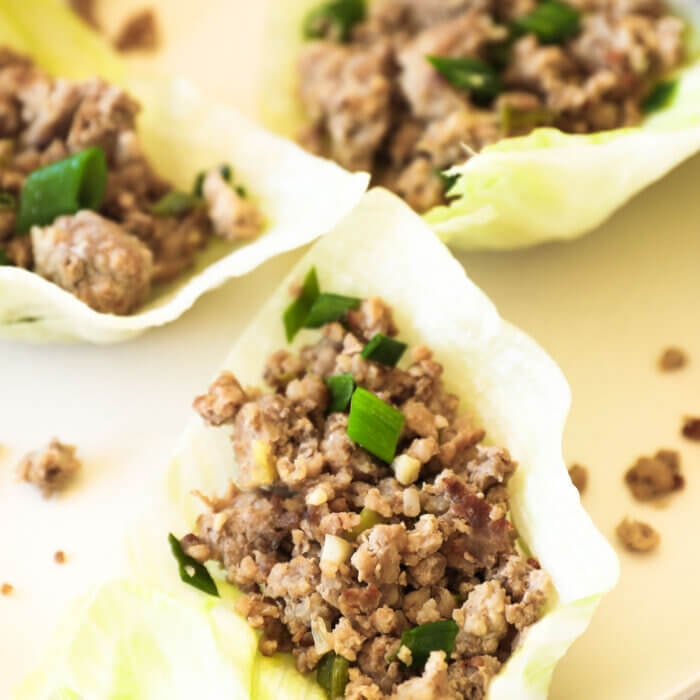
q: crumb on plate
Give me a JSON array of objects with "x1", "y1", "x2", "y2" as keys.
[
  {"x1": 681, "y1": 416, "x2": 700, "y2": 442},
  {"x1": 616, "y1": 518, "x2": 660, "y2": 553},
  {"x1": 114, "y1": 8, "x2": 159, "y2": 52},
  {"x1": 658, "y1": 346, "x2": 687, "y2": 372},
  {"x1": 17, "y1": 438, "x2": 82, "y2": 497},
  {"x1": 568, "y1": 463, "x2": 588, "y2": 494},
  {"x1": 54, "y1": 550, "x2": 66, "y2": 565},
  {"x1": 624, "y1": 449, "x2": 683, "y2": 501},
  {"x1": 1, "y1": 582, "x2": 14, "y2": 596}
]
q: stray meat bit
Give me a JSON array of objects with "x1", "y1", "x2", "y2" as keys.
[
  {"x1": 114, "y1": 8, "x2": 159, "y2": 53},
  {"x1": 66, "y1": 0, "x2": 99, "y2": 29},
  {"x1": 658, "y1": 346, "x2": 687, "y2": 371},
  {"x1": 1, "y1": 582, "x2": 13, "y2": 596},
  {"x1": 17, "y1": 438, "x2": 81, "y2": 497},
  {"x1": 681, "y1": 416, "x2": 700, "y2": 442},
  {"x1": 624, "y1": 449, "x2": 683, "y2": 501},
  {"x1": 616, "y1": 518, "x2": 660, "y2": 553},
  {"x1": 54, "y1": 550, "x2": 67, "y2": 565},
  {"x1": 568, "y1": 464, "x2": 588, "y2": 494}
]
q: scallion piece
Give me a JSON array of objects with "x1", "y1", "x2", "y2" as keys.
[
  {"x1": 436, "y1": 169, "x2": 460, "y2": 198},
  {"x1": 325, "y1": 373, "x2": 355, "y2": 413},
  {"x1": 283, "y1": 267, "x2": 321, "y2": 342},
  {"x1": 427, "y1": 55, "x2": 502, "y2": 103},
  {"x1": 512, "y1": 1, "x2": 580, "y2": 44},
  {"x1": 399, "y1": 620, "x2": 459, "y2": 670},
  {"x1": 361, "y1": 333, "x2": 406, "y2": 367},
  {"x1": 0, "y1": 192, "x2": 16, "y2": 210},
  {"x1": 192, "y1": 163, "x2": 234, "y2": 197},
  {"x1": 305, "y1": 293, "x2": 361, "y2": 329},
  {"x1": 316, "y1": 652, "x2": 350, "y2": 699},
  {"x1": 16, "y1": 146, "x2": 107, "y2": 233},
  {"x1": 642, "y1": 80, "x2": 677, "y2": 114},
  {"x1": 346, "y1": 507, "x2": 384, "y2": 540},
  {"x1": 303, "y1": 0, "x2": 365, "y2": 42},
  {"x1": 168, "y1": 533, "x2": 219, "y2": 597},
  {"x1": 150, "y1": 190, "x2": 201, "y2": 217},
  {"x1": 347, "y1": 387, "x2": 404, "y2": 463}
]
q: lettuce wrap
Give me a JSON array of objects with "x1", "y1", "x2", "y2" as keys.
[
  {"x1": 0, "y1": 0, "x2": 368, "y2": 343},
  {"x1": 260, "y1": 0, "x2": 700, "y2": 250},
  {"x1": 17, "y1": 189, "x2": 618, "y2": 699}
]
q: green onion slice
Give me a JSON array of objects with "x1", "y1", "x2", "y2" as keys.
[
  {"x1": 305, "y1": 293, "x2": 361, "y2": 329},
  {"x1": 283, "y1": 266, "x2": 321, "y2": 342},
  {"x1": 150, "y1": 190, "x2": 201, "y2": 217},
  {"x1": 427, "y1": 55, "x2": 502, "y2": 103},
  {"x1": 512, "y1": 0, "x2": 581, "y2": 44},
  {"x1": 16, "y1": 146, "x2": 107, "y2": 233},
  {"x1": 192, "y1": 163, "x2": 234, "y2": 197},
  {"x1": 0, "y1": 192, "x2": 16, "y2": 210},
  {"x1": 361, "y1": 333, "x2": 406, "y2": 367},
  {"x1": 168, "y1": 533, "x2": 219, "y2": 597},
  {"x1": 642, "y1": 80, "x2": 677, "y2": 114},
  {"x1": 346, "y1": 507, "x2": 384, "y2": 540},
  {"x1": 347, "y1": 387, "x2": 404, "y2": 463},
  {"x1": 399, "y1": 620, "x2": 459, "y2": 670},
  {"x1": 325, "y1": 373, "x2": 355, "y2": 413},
  {"x1": 436, "y1": 169, "x2": 460, "y2": 198},
  {"x1": 303, "y1": 0, "x2": 365, "y2": 42},
  {"x1": 316, "y1": 652, "x2": 350, "y2": 699}
]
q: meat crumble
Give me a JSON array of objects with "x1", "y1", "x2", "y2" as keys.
[
  {"x1": 681, "y1": 417, "x2": 700, "y2": 442},
  {"x1": 296, "y1": 0, "x2": 686, "y2": 212},
  {"x1": 17, "y1": 438, "x2": 81, "y2": 497},
  {"x1": 568, "y1": 463, "x2": 587, "y2": 494},
  {"x1": 616, "y1": 517, "x2": 660, "y2": 553},
  {"x1": 658, "y1": 346, "x2": 687, "y2": 371},
  {"x1": 1, "y1": 582, "x2": 13, "y2": 596},
  {"x1": 624, "y1": 448, "x2": 683, "y2": 501},
  {"x1": 113, "y1": 9, "x2": 160, "y2": 53},
  {"x1": 0, "y1": 49, "x2": 264, "y2": 314},
  {"x1": 183, "y1": 289, "x2": 551, "y2": 699}
]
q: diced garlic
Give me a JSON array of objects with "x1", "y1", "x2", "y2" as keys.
[
  {"x1": 306, "y1": 485, "x2": 328, "y2": 506},
  {"x1": 392, "y1": 453, "x2": 421, "y2": 485},
  {"x1": 402, "y1": 486, "x2": 421, "y2": 517},
  {"x1": 320, "y1": 534, "x2": 353, "y2": 576},
  {"x1": 250, "y1": 439, "x2": 277, "y2": 486}
]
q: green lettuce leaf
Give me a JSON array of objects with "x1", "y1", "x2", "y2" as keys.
[
  {"x1": 18, "y1": 189, "x2": 618, "y2": 698},
  {"x1": 260, "y1": 0, "x2": 700, "y2": 249},
  {"x1": 0, "y1": 0, "x2": 368, "y2": 342}
]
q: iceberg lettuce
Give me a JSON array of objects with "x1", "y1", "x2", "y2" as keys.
[
  {"x1": 17, "y1": 189, "x2": 618, "y2": 699},
  {"x1": 260, "y1": 0, "x2": 700, "y2": 249},
  {"x1": 0, "y1": 0, "x2": 368, "y2": 342}
]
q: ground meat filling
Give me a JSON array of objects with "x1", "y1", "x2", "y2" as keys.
[
  {"x1": 187, "y1": 295, "x2": 550, "y2": 699},
  {"x1": 296, "y1": 0, "x2": 686, "y2": 212},
  {"x1": 0, "y1": 49, "x2": 263, "y2": 314},
  {"x1": 17, "y1": 438, "x2": 81, "y2": 497}
]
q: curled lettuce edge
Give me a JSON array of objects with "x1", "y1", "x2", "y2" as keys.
[
  {"x1": 260, "y1": 0, "x2": 700, "y2": 250},
  {"x1": 0, "y1": 0, "x2": 369, "y2": 343},
  {"x1": 17, "y1": 189, "x2": 618, "y2": 699}
]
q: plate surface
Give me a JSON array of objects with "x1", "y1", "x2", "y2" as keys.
[{"x1": 0, "y1": 1, "x2": 699, "y2": 698}]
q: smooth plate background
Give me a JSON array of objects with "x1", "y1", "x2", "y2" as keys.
[{"x1": 0, "y1": 1, "x2": 698, "y2": 698}]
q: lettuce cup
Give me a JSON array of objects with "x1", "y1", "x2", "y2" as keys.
[
  {"x1": 0, "y1": 0, "x2": 368, "y2": 342},
  {"x1": 17, "y1": 190, "x2": 618, "y2": 699},
  {"x1": 261, "y1": 0, "x2": 700, "y2": 249}
]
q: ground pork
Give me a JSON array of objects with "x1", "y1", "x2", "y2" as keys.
[
  {"x1": 681, "y1": 417, "x2": 700, "y2": 442},
  {"x1": 624, "y1": 448, "x2": 683, "y2": 501},
  {"x1": 658, "y1": 346, "x2": 687, "y2": 371},
  {"x1": 17, "y1": 438, "x2": 81, "y2": 497},
  {"x1": 114, "y1": 9, "x2": 159, "y2": 53},
  {"x1": 616, "y1": 517, "x2": 660, "y2": 552}
]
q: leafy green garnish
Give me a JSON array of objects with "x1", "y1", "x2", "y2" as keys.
[
  {"x1": 303, "y1": 0, "x2": 365, "y2": 42},
  {"x1": 360, "y1": 333, "x2": 406, "y2": 367},
  {"x1": 512, "y1": 1, "x2": 581, "y2": 44},
  {"x1": 168, "y1": 533, "x2": 219, "y2": 597},
  {"x1": 398, "y1": 620, "x2": 459, "y2": 670},
  {"x1": 427, "y1": 55, "x2": 502, "y2": 104},
  {"x1": 304, "y1": 293, "x2": 361, "y2": 328},
  {"x1": 150, "y1": 190, "x2": 202, "y2": 217},
  {"x1": 347, "y1": 387, "x2": 404, "y2": 463},
  {"x1": 642, "y1": 80, "x2": 678, "y2": 114},
  {"x1": 325, "y1": 373, "x2": 355, "y2": 413},
  {"x1": 283, "y1": 267, "x2": 321, "y2": 342},
  {"x1": 436, "y1": 169, "x2": 460, "y2": 198},
  {"x1": 316, "y1": 652, "x2": 350, "y2": 699},
  {"x1": 345, "y1": 507, "x2": 384, "y2": 540}
]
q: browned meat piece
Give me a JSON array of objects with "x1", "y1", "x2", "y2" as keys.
[
  {"x1": 392, "y1": 650, "x2": 451, "y2": 699},
  {"x1": 681, "y1": 417, "x2": 700, "y2": 442},
  {"x1": 447, "y1": 655, "x2": 501, "y2": 699},
  {"x1": 624, "y1": 449, "x2": 683, "y2": 501},
  {"x1": 53, "y1": 550, "x2": 67, "y2": 564},
  {"x1": 616, "y1": 517, "x2": 660, "y2": 553},
  {"x1": 453, "y1": 581, "x2": 509, "y2": 656},
  {"x1": 202, "y1": 169, "x2": 264, "y2": 242},
  {"x1": 114, "y1": 9, "x2": 159, "y2": 53},
  {"x1": 346, "y1": 297, "x2": 398, "y2": 342},
  {"x1": 17, "y1": 438, "x2": 81, "y2": 497},
  {"x1": 193, "y1": 371, "x2": 248, "y2": 426},
  {"x1": 658, "y1": 346, "x2": 687, "y2": 371},
  {"x1": 263, "y1": 350, "x2": 305, "y2": 389},
  {"x1": 31, "y1": 211, "x2": 153, "y2": 315},
  {"x1": 4, "y1": 236, "x2": 32, "y2": 268},
  {"x1": 1, "y1": 582, "x2": 13, "y2": 596},
  {"x1": 568, "y1": 463, "x2": 588, "y2": 493},
  {"x1": 66, "y1": 0, "x2": 99, "y2": 28}
]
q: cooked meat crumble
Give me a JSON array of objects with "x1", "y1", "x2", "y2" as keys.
[
  {"x1": 658, "y1": 346, "x2": 687, "y2": 371},
  {"x1": 681, "y1": 416, "x2": 700, "y2": 442},
  {"x1": 0, "y1": 49, "x2": 263, "y2": 314},
  {"x1": 616, "y1": 517, "x2": 660, "y2": 553},
  {"x1": 296, "y1": 0, "x2": 686, "y2": 212},
  {"x1": 568, "y1": 463, "x2": 588, "y2": 494},
  {"x1": 54, "y1": 550, "x2": 67, "y2": 564},
  {"x1": 185, "y1": 291, "x2": 550, "y2": 698},
  {"x1": 17, "y1": 438, "x2": 81, "y2": 497},
  {"x1": 113, "y1": 9, "x2": 160, "y2": 53},
  {"x1": 1, "y1": 582, "x2": 13, "y2": 596},
  {"x1": 624, "y1": 448, "x2": 683, "y2": 501}
]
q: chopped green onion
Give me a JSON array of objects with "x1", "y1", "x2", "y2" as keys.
[
  {"x1": 303, "y1": 0, "x2": 365, "y2": 42},
  {"x1": 499, "y1": 103, "x2": 556, "y2": 135},
  {"x1": 347, "y1": 387, "x2": 404, "y2": 463},
  {"x1": 427, "y1": 55, "x2": 502, "y2": 104},
  {"x1": 150, "y1": 190, "x2": 201, "y2": 217},
  {"x1": 0, "y1": 192, "x2": 16, "y2": 210},
  {"x1": 16, "y1": 146, "x2": 107, "y2": 233},
  {"x1": 235, "y1": 184, "x2": 247, "y2": 198},
  {"x1": 513, "y1": 1, "x2": 580, "y2": 44},
  {"x1": 219, "y1": 164, "x2": 233, "y2": 182},
  {"x1": 192, "y1": 163, "x2": 234, "y2": 197},
  {"x1": 0, "y1": 249, "x2": 10, "y2": 265},
  {"x1": 485, "y1": 40, "x2": 513, "y2": 70},
  {"x1": 642, "y1": 80, "x2": 677, "y2": 114},
  {"x1": 316, "y1": 652, "x2": 350, "y2": 699},
  {"x1": 346, "y1": 507, "x2": 384, "y2": 540},
  {"x1": 399, "y1": 620, "x2": 459, "y2": 670},
  {"x1": 436, "y1": 169, "x2": 460, "y2": 198},
  {"x1": 325, "y1": 373, "x2": 355, "y2": 413},
  {"x1": 168, "y1": 533, "x2": 219, "y2": 597},
  {"x1": 283, "y1": 267, "x2": 321, "y2": 342},
  {"x1": 305, "y1": 293, "x2": 361, "y2": 329},
  {"x1": 361, "y1": 333, "x2": 406, "y2": 367}
]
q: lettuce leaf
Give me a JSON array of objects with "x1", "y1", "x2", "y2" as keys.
[
  {"x1": 0, "y1": 0, "x2": 368, "y2": 342},
  {"x1": 18, "y1": 189, "x2": 618, "y2": 699},
  {"x1": 260, "y1": 0, "x2": 700, "y2": 249}
]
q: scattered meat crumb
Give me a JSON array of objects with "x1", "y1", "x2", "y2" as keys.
[
  {"x1": 1, "y1": 582, "x2": 13, "y2": 596},
  {"x1": 114, "y1": 8, "x2": 159, "y2": 53},
  {"x1": 54, "y1": 551, "x2": 67, "y2": 565},
  {"x1": 681, "y1": 417, "x2": 700, "y2": 442},
  {"x1": 658, "y1": 347, "x2": 687, "y2": 372},
  {"x1": 624, "y1": 449, "x2": 683, "y2": 502},
  {"x1": 66, "y1": 0, "x2": 99, "y2": 29},
  {"x1": 568, "y1": 464, "x2": 588, "y2": 494},
  {"x1": 17, "y1": 438, "x2": 82, "y2": 497},
  {"x1": 616, "y1": 518, "x2": 660, "y2": 553}
]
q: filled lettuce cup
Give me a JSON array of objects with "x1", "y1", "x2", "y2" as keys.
[
  {"x1": 17, "y1": 190, "x2": 617, "y2": 699},
  {"x1": 0, "y1": 0, "x2": 368, "y2": 342},
  {"x1": 261, "y1": 0, "x2": 700, "y2": 249}
]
